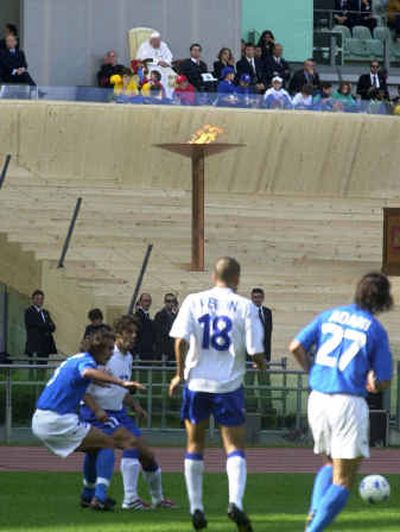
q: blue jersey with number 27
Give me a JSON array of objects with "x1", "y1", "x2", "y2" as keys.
[
  {"x1": 36, "y1": 353, "x2": 97, "y2": 414},
  {"x1": 296, "y1": 304, "x2": 392, "y2": 397}
]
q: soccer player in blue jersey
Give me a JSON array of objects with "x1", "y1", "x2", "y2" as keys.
[
  {"x1": 169, "y1": 257, "x2": 266, "y2": 531},
  {"x1": 32, "y1": 326, "x2": 145, "y2": 510},
  {"x1": 289, "y1": 272, "x2": 393, "y2": 532}
]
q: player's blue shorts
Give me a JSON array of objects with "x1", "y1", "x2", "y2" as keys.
[
  {"x1": 181, "y1": 386, "x2": 245, "y2": 427},
  {"x1": 79, "y1": 406, "x2": 141, "y2": 437}
]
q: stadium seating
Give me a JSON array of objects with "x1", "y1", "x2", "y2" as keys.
[{"x1": 0, "y1": 101, "x2": 399, "y2": 362}]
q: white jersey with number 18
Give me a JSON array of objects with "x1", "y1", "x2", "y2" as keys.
[{"x1": 169, "y1": 286, "x2": 264, "y2": 393}]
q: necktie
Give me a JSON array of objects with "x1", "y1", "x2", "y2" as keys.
[
  {"x1": 249, "y1": 59, "x2": 255, "y2": 76},
  {"x1": 259, "y1": 307, "x2": 265, "y2": 324}
]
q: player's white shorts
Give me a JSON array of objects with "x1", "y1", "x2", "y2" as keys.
[
  {"x1": 32, "y1": 409, "x2": 91, "y2": 458},
  {"x1": 308, "y1": 390, "x2": 370, "y2": 459}
]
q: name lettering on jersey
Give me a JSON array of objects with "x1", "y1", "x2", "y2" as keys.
[
  {"x1": 199, "y1": 298, "x2": 238, "y2": 313},
  {"x1": 328, "y1": 310, "x2": 371, "y2": 332},
  {"x1": 228, "y1": 301, "x2": 239, "y2": 312}
]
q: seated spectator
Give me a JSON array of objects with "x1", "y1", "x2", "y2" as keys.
[
  {"x1": 292, "y1": 84, "x2": 314, "y2": 109},
  {"x1": 236, "y1": 42, "x2": 266, "y2": 94},
  {"x1": 257, "y1": 30, "x2": 275, "y2": 61},
  {"x1": 392, "y1": 85, "x2": 400, "y2": 114},
  {"x1": 217, "y1": 66, "x2": 236, "y2": 93},
  {"x1": 265, "y1": 43, "x2": 291, "y2": 87},
  {"x1": 255, "y1": 46, "x2": 263, "y2": 61},
  {"x1": 136, "y1": 31, "x2": 173, "y2": 68},
  {"x1": 333, "y1": 80, "x2": 357, "y2": 110},
  {"x1": 387, "y1": 0, "x2": 400, "y2": 41},
  {"x1": 263, "y1": 76, "x2": 292, "y2": 109},
  {"x1": 358, "y1": 0, "x2": 377, "y2": 32},
  {"x1": 334, "y1": 0, "x2": 358, "y2": 29},
  {"x1": 154, "y1": 293, "x2": 178, "y2": 361},
  {"x1": 110, "y1": 69, "x2": 139, "y2": 99},
  {"x1": 173, "y1": 74, "x2": 196, "y2": 105},
  {"x1": 141, "y1": 70, "x2": 165, "y2": 98},
  {"x1": 134, "y1": 293, "x2": 156, "y2": 361},
  {"x1": 235, "y1": 73, "x2": 254, "y2": 95},
  {"x1": 83, "y1": 308, "x2": 104, "y2": 338},
  {"x1": 97, "y1": 50, "x2": 125, "y2": 88},
  {"x1": 178, "y1": 43, "x2": 209, "y2": 92},
  {"x1": 0, "y1": 34, "x2": 35, "y2": 85},
  {"x1": 0, "y1": 23, "x2": 18, "y2": 50},
  {"x1": 313, "y1": 81, "x2": 335, "y2": 110},
  {"x1": 289, "y1": 58, "x2": 320, "y2": 95},
  {"x1": 357, "y1": 61, "x2": 389, "y2": 100},
  {"x1": 213, "y1": 47, "x2": 235, "y2": 80}
]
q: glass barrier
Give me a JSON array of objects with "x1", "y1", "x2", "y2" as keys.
[{"x1": 0, "y1": 84, "x2": 397, "y2": 116}]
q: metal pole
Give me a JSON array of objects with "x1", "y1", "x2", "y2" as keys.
[
  {"x1": 5, "y1": 368, "x2": 12, "y2": 443},
  {"x1": 128, "y1": 244, "x2": 154, "y2": 314},
  {"x1": 57, "y1": 197, "x2": 82, "y2": 268},
  {"x1": 0, "y1": 154, "x2": 11, "y2": 189},
  {"x1": 191, "y1": 149, "x2": 205, "y2": 271}
]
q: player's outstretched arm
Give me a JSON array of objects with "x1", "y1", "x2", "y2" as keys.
[
  {"x1": 366, "y1": 370, "x2": 391, "y2": 394},
  {"x1": 82, "y1": 368, "x2": 146, "y2": 391},
  {"x1": 123, "y1": 393, "x2": 148, "y2": 421},
  {"x1": 289, "y1": 339, "x2": 311, "y2": 373},
  {"x1": 168, "y1": 337, "x2": 188, "y2": 397}
]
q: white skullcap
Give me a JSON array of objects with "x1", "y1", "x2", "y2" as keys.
[
  {"x1": 150, "y1": 31, "x2": 161, "y2": 39},
  {"x1": 272, "y1": 76, "x2": 283, "y2": 83}
]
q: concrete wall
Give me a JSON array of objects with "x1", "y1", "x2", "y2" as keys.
[
  {"x1": 242, "y1": 0, "x2": 313, "y2": 62},
  {"x1": 22, "y1": 0, "x2": 241, "y2": 86},
  {"x1": 0, "y1": 0, "x2": 21, "y2": 40}
]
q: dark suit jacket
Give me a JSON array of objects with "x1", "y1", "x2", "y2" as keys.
[
  {"x1": 178, "y1": 58, "x2": 209, "y2": 91},
  {"x1": 24, "y1": 306, "x2": 57, "y2": 356},
  {"x1": 289, "y1": 69, "x2": 321, "y2": 94},
  {"x1": 154, "y1": 308, "x2": 177, "y2": 361},
  {"x1": 97, "y1": 63, "x2": 125, "y2": 88},
  {"x1": 356, "y1": 72, "x2": 389, "y2": 100},
  {"x1": 334, "y1": 0, "x2": 358, "y2": 27},
  {"x1": 0, "y1": 48, "x2": 35, "y2": 85},
  {"x1": 236, "y1": 57, "x2": 266, "y2": 87},
  {"x1": 134, "y1": 308, "x2": 156, "y2": 360},
  {"x1": 264, "y1": 56, "x2": 291, "y2": 86},
  {"x1": 258, "y1": 306, "x2": 273, "y2": 362}
]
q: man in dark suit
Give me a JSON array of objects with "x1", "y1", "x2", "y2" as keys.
[
  {"x1": 236, "y1": 42, "x2": 267, "y2": 93},
  {"x1": 264, "y1": 43, "x2": 291, "y2": 87},
  {"x1": 178, "y1": 43, "x2": 210, "y2": 92},
  {"x1": 334, "y1": 0, "x2": 358, "y2": 29},
  {"x1": 0, "y1": 23, "x2": 18, "y2": 50},
  {"x1": 289, "y1": 58, "x2": 321, "y2": 95},
  {"x1": 357, "y1": 61, "x2": 389, "y2": 100},
  {"x1": 250, "y1": 288, "x2": 273, "y2": 362},
  {"x1": 154, "y1": 293, "x2": 178, "y2": 362},
  {"x1": 24, "y1": 290, "x2": 57, "y2": 362},
  {"x1": 134, "y1": 292, "x2": 156, "y2": 361},
  {"x1": 0, "y1": 34, "x2": 35, "y2": 85},
  {"x1": 96, "y1": 50, "x2": 126, "y2": 88}
]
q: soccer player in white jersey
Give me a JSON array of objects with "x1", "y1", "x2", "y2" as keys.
[
  {"x1": 169, "y1": 257, "x2": 266, "y2": 531},
  {"x1": 290, "y1": 272, "x2": 393, "y2": 531},
  {"x1": 80, "y1": 315, "x2": 175, "y2": 510}
]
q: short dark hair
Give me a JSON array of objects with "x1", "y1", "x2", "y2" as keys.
[
  {"x1": 251, "y1": 288, "x2": 264, "y2": 296},
  {"x1": 190, "y1": 43, "x2": 202, "y2": 51},
  {"x1": 88, "y1": 308, "x2": 103, "y2": 321},
  {"x1": 321, "y1": 81, "x2": 332, "y2": 89},
  {"x1": 301, "y1": 84, "x2": 314, "y2": 95},
  {"x1": 6, "y1": 23, "x2": 17, "y2": 35},
  {"x1": 245, "y1": 42, "x2": 255, "y2": 49},
  {"x1": 164, "y1": 292, "x2": 176, "y2": 302},
  {"x1": 150, "y1": 70, "x2": 162, "y2": 81},
  {"x1": 32, "y1": 289, "x2": 44, "y2": 298},
  {"x1": 114, "y1": 314, "x2": 141, "y2": 335},
  {"x1": 354, "y1": 272, "x2": 393, "y2": 314},
  {"x1": 80, "y1": 325, "x2": 115, "y2": 355},
  {"x1": 139, "y1": 292, "x2": 152, "y2": 302}
]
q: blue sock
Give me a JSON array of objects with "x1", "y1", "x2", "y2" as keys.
[
  {"x1": 307, "y1": 484, "x2": 350, "y2": 532},
  {"x1": 94, "y1": 448, "x2": 115, "y2": 502},
  {"x1": 309, "y1": 465, "x2": 333, "y2": 515},
  {"x1": 82, "y1": 452, "x2": 97, "y2": 500}
]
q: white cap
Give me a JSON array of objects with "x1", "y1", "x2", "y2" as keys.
[
  {"x1": 150, "y1": 31, "x2": 161, "y2": 39},
  {"x1": 272, "y1": 76, "x2": 283, "y2": 83}
]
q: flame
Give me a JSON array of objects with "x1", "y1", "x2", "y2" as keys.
[{"x1": 188, "y1": 124, "x2": 224, "y2": 144}]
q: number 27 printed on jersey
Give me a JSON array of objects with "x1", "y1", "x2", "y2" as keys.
[{"x1": 316, "y1": 322, "x2": 367, "y2": 371}]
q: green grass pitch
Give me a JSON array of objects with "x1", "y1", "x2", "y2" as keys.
[{"x1": 0, "y1": 472, "x2": 399, "y2": 531}]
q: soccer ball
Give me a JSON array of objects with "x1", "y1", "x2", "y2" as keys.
[{"x1": 359, "y1": 475, "x2": 390, "y2": 504}]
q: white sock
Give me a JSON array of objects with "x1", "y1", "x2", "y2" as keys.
[
  {"x1": 120, "y1": 457, "x2": 140, "y2": 503},
  {"x1": 142, "y1": 466, "x2": 163, "y2": 505},
  {"x1": 184, "y1": 454, "x2": 204, "y2": 514},
  {"x1": 226, "y1": 452, "x2": 247, "y2": 511}
]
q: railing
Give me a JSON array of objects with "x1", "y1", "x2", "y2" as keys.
[
  {"x1": 0, "y1": 84, "x2": 396, "y2": 115},
  {"x1": 1, "y1": 359, "x2": 397, "y2": 444}
]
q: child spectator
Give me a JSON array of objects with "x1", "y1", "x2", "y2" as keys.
[
  {"x1": 217, "y1": 66, "x2": 236, "y2": 94},
  {"x1": 141, "y1": 70, "x2": 166, "y2": 98},
  {"x1": 110, "y1": 69, "x2": 139, "y2": 99},
  {"x1": 173, "y1": 74, "x2": 196, "y2": 105},
  {"x1": 292, "y1": 84, "x2": 314, "y2": 109},
  {"x1": 263, "y1": 76, "x2": 292, "y2": 109}
]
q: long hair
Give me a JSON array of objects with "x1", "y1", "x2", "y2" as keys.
[
  {"x1": 80, "y1": 325, "x2": 115, "y2": 355},
  {"x1": 354, "y1": 272, "x2": 393, "y2": 314}
]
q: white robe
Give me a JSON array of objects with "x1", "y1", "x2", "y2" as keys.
[{"x1": 136, "y1": 40, "x2": 173, "y2": 65}]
